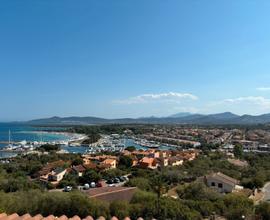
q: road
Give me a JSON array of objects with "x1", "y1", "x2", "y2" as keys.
[
  {"x1": 262, "y1": 182, "x2": 270, "y2": 202},
  {"x1": 49, "y1": 179, "x2": 128, "y2": 193}
]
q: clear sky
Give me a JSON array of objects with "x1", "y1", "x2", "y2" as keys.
[{"x1": 1, "y1": 1, "x2": 270, "y2": 121}]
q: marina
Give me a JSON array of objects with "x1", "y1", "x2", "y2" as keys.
[{"x1": 0, "y1": 124, "x2": 177, "y2": 159}]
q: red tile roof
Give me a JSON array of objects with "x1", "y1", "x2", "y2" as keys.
[
  {"x1": 72, "y1": 165, "x2": 86, "y2": 173},
  {"x1": 0, "y1": 214, "x2": 145, "y2": 220}
]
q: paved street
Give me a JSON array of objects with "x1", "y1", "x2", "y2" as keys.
[{"x1": 262, "y1": 182, "x2": 270, "y2": 202}]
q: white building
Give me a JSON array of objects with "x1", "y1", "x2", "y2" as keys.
[{"x1": 205, "y1": 172, "x2": 243, "y2": 193}]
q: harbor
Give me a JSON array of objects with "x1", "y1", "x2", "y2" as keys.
[
  {"x1": 0, "y1": 133, "x2": 177, "y2": 159},
  {"x1": 0, "y1": 124, "x2": 184, "y2": 159}
]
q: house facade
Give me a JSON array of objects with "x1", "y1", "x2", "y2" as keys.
[
  {"x1": 205, "y1": 172, "x2": 243, "y2": 193},
  {"x1": 49, "y1": 168, "x2": 67, "y2": 182},
  {"x1": 168, "y1": 156, "x2": 184, "y2": 166},
  {"x1": 138, "y1": 157, "x2": 158, "y2": 169},
  {"x1": 72, "y1": 165, "x2": 86, "y2": 177},
  {"x1": 101, "y1": 158, "x2": 117, "y2": 169}
]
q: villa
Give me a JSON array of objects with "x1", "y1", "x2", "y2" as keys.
[
  {"x1": 168, "y1": 156, "x2": 184, "y2": 166},
  {"x1": 72, "y1": 164, "x2": 86, "y2": 177},
  {"x1": 48, "y1": 168, "x2": 67, "y2": 182},
  {"x1": 101, "y1": 158, "x2": 117, "y2": 169},
  {"x1": 138, "y1": 157, "x2": 158, "y2": 169},
  {"x1": 204, "y1": 172, "x2": 243, "y2": 193}
]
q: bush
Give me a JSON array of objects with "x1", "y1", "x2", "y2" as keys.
[
  {"x1": 0, "y1": 190, "x2": 110, "y2": 218},
  {"x1": 118, "y1": 155, "x2": 133, "y2": 168},
  {"x1": 80, "y1": 170, "x2": 101, "y2": 183},
  {"x1": 102, "y1": 169, "x2": 125, "y2": 179},
  {"x1": 125, "y1": 146, "x2": 136, "y2": 152},
  {"x1": 223, "y1": 194, "x2": 253, "y2": 220},
  {"x1": 184, "y1": 200, "x2": 215, "y2": 217},
  {"x1": 38, "y1": 144, "x2": 60, "y2": 152},
  {"x1": 159, "y1": 198, "x2": 201, "y2": 220},
  {"x1": 256, "y1": 202, "x2": 270, "y2": 220},
  {"x1": 71, "y1": 158, "x2": 84, "y2": 166},
  {"x1": 176, "y1": 182, "x2": 220, "y2": 201},
  {"x1": 125, "y1": 177, "x2": 151, "y2": 191},
  {"x1": 110, "y1": 201, "x2": 130, "y2": 219}
]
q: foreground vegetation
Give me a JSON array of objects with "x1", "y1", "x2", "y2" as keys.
[
  {"x1": 2, "y1": 147, "x2": 270, "y2": 219},
  {"x1": 1, "y1": 187, "x2": 270, "y2": 219}
]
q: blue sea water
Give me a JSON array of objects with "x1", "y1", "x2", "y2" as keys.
[
  {"x1": 0, "y1": 123, "x2": 70, "y2": 148},
  {"x1": 0, "y1": 124, "x2": 173, "y2": 159},
  {"x1": 0, "y1": 123, "x2": 79, "y2": 158}
]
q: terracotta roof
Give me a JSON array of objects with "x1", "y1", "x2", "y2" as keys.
[
  {"x1": 140, "y1": 157, "x2": 155, "y2": 164},
  {"x1": 168, "y1": 156, "x2": 183, "y2": 163},
  {"x1": 36, "y1": 160, "x2": 66, "y2": 177},
  {"x1": 72, "y1": 165, "x2": 86, "y2": 173},
  {"x1": 102, "y1": 159, "x2": 116, "y2": 164},
  {"x1": 0, "y1": 213, "x2": 147, "y2": 220},
  {"x1": 84, "y1": 162, "x2": 97, "y2": 170},
  {"x1": 97, "y1": 163, "x2": 111, "y2": 170}
]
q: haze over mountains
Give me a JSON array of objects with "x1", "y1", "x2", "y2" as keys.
[{"x1": 27, "y1": 112, "x2": 270, "y2": 125}]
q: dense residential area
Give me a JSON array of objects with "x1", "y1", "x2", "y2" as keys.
[
  {"x1": 2, "y1": 0, "x2": 270, "y2": 219},
  {"x1": 1, "y1": 124, "x2": 270, "y2": 219}
]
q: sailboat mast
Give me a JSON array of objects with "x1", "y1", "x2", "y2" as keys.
[{"x1": 8, "y1": 130, "x2": 11, "y2": 145}]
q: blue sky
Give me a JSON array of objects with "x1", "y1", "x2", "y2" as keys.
[{"x1": 1, "y1": 1, "x2": 270, "y2": 121}]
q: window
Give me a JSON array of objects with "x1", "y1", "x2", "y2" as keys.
[
  {"x1": 218, "y1": 183, "x2": 223, "y2": 188},
  {"x1": 211, "y1": 182, "x2": 215, "y2": 187}
]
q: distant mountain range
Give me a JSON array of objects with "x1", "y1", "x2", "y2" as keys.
[{"x1": 26, "y1": 112, "x2": 270, "y2": 125}]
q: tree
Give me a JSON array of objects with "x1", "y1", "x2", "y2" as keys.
[
  {"x1": 0, "y1": 190, "x2": 110, "y2": 219},
  {"x1": 130, "y1": 190, "x2": 157, "y2": 219},
  {"x1": 102, "y1": 168, "x2": 125, "y2": 179},
  {"x1": 159, "y1": 198, "x2": 201, "y2": 220},
  {"x1": 125, "y1": 146, "x2": 136, "y2": 152},
  {"x1": 234, "y1": 144, "x2": 243, "y2": 158},
  {"x1": 71, "y1": 158, "x2": 84, "y2": 166},
  {"x1": 110, "y1": 201, "x2": 130, "y2": 219},
  {"x1": 125, "y1": 177, "x2": 151, "y2": 191},
  {"x1": 130, "y1": 190, "x2": 201, "y2": 220},
  {"x1": 151, "y1": 176, "x2": 168, "y2": 217},
  {"x1": 223, "y1": 194, "x2": 253, "y2": 220},
  {"x1": 184, "y1": 200, "x2": 216, "y2": 218},
  {"x1": 81, "y1": 170, "x2": 101, "y2": 183},
  {"x1": 256, "y1": 202, "x2": 270, "y2": 220},
  {"x1": 58, "y1": 173, "x2": 79, "y2": 188},
  {"x1": 176, "y1": 182, "x2": 220, "y2": 202},
  {"x1": 38, "y1": 144, "x2": 60, "y2": 152},
  {"x1": 119, "y1": 155, "x2": 133, "y2": 168},
  {"x1": 253, "y1": 175, "x2": 265, "y2": 188}
]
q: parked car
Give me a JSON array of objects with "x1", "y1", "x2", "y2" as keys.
[
  {"x1": 96, "y1": 182, "x2": 102, "y2": 187},
  {"x1": 63, "y1": 186, "x2": 72, "y2": 192},
  {"x1": 106, "y1": 179, "x2": 113, "y2": 184},
  {"x1": 122, "y1": 176, "x2": 128, "y2": 181},
  {"x1": 113, "y1": 178, "x2": 120, "y2": 184},
  {"x1": 90, "y1": 182, "x2": 96, "y2": 188},
  {"x1": 119, "y1": 176, "x2": 125, "y2": 182},
  {"x1": 83, "y1": 184, "x2": 90, "y2": 190}
]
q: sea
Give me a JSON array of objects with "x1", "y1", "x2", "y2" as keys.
[
  {"x1": 0, "y1": 123, "x2": 88, "y2": 158},
  {"x1": 0, "y1": 123, "x2": 70, "y2": 144},
  {"x1": 0, "y1": 123, "x2": 173, "y2": 159}
]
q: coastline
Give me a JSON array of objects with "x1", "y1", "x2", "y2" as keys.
[
  {"x1": 16, "y1": 130, "x2": 88, "y2": 143},
  {"x1": 0, "y1": 130, "x2": 89, "y2": 159}
]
